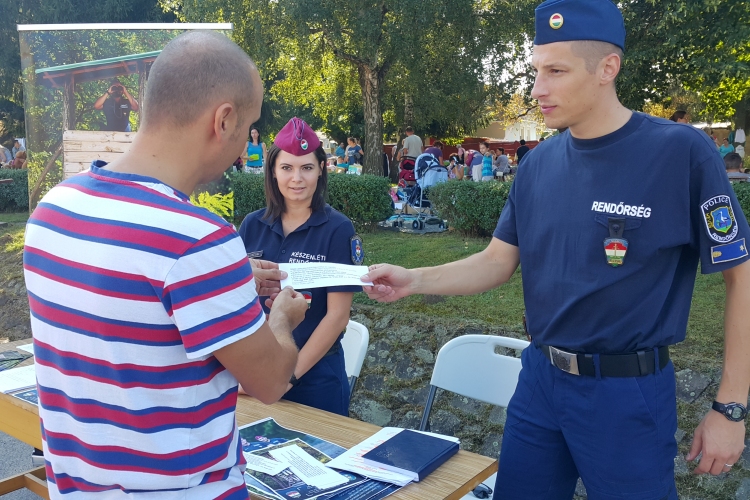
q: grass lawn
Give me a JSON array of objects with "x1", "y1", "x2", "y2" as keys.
[{"x1": 358, "y1": 228, "x2": 729, "y2": 374}]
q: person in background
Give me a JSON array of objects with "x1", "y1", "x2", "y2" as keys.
[
  {"x1": 244, "y1": 126, "x2": 267, "y2": 173},
  {"x1": 424, "y1": 140, "x2": 444, "y2": 164},
  {"x1": 480, "y1": 141, "x2": 494, "y2": 181},
  {"x1": 401, "y1": 126, "x2": 423, "y2": 165},
  {"x1": 11, "y1": 150, "x2": 26, "y2": 169},
  {"x1": 725, "y1": 153, "x2": 748, "y2": 182},
  {"x1": 719, "y1": 138, "x2": 735, "y2": 158},
  {"x1": 669, "y1": 110, "x2": 689, "y2": 123},
  {"x1": 515, "y1": 139, "x2": 530, "y2": 163},
  {"x1": 93, "y1": 78, "x2": 139, "y2": 132},
  {"x1": 493, "y1": 147, "x2": 510, "y2": 177},
  {"x1": 11, "y1": 139, "x2": 25, "y2": 159},
  {"x1": 239, "y1": 117, "x2": 363, "y2": 416},
  {"x1": 335, "y1": 141, "x2": 346, "y2": 158},
  {"x1": 0, "y1": 144, "x2": 12, "y2": 165},
  {"x1": 345, "y1": 137, "x2": 363, "y2": 165}
]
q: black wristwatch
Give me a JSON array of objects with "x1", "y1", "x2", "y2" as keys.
[
  {"x1": 289, "y1": 374, "x2": 301, "y2": 387},
  {"x1": 712, "y1": 401, "x2": 748, "y2": 422}
]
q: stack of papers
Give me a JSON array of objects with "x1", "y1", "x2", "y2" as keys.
[
  {"x1": 0, "y1": 349, "x2": 32, "y2": 372},
  {"x1": 0, "y1": 364, "x2": 36, "y2": 394},
  {"x1": 325, "y1": 427, "x2": 459, "y2": 487}
]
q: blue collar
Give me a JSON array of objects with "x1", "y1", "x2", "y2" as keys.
[{"x1": 262, "y1": 205, "x2": 331, "y2": 236}]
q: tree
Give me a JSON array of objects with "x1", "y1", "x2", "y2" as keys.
[
  {"x1": 619, "y1": 0, "x2": 749, "y2": 124},
  {"x1": 169, "y1": 0, "x2": 524, "y2": 175}
]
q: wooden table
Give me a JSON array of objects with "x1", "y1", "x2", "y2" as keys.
[{"x1": 0, "y1": 339, "x2": 497, "y2": 499}]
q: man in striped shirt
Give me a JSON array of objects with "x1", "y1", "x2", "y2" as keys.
[{"x1": 23, "y1": 31, "x2": 307, "y2": 499}]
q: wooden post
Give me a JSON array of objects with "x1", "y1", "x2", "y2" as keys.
[
  {"x1": 137, "y1": 61, "x2": 147, "y2": 130},
  {"x1": 62, "y1": 75, "x2": 75, "y2": 131}
]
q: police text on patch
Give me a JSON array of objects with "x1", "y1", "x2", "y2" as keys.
[
  {"x1": 591, "y1": 201, "x2": 651, "y2": 218},
  {"x1": 701, "y1": 195, "x2": 738, "y2": 244}
]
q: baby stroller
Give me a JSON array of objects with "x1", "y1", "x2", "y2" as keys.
[{"x1": 398, "y1": 153, "x2": 449, "y2": 230}]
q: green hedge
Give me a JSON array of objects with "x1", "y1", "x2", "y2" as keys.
[
  {"x1": 327, "y1": 174, "x2": 393, "y2": 229},
  {"x1": 231, "y1": 172, "x2": 393, "y2": 230},
  {"x1": 429, "y1": 180, "x2": 750, "y2": 238},
  {"x1": 732, "y1": 182, "x2": 750, "y2": 220},
  {"x1": 0, "y1": 169, "x2": 29, "y2": 212},
  {"x1": 429, "y1": 180, "x2": 511, "y2": 237}
]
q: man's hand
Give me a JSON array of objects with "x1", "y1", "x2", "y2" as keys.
[
  {"x1": 268, "y1": 287, "x2": 308, "y2": 333},
  {"x1": 361, "y1": 264, "x2": 415, "y2": 302},
  {"x1": 687, "y1": 410, "x2": 746, "y2": 475},
  {"x1": 250, "y1": 259, "x2": 287, "y2": 296}
]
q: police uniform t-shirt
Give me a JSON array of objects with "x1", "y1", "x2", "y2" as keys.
[
  {"x1": 238, "y1": 205, "x2": 362, "y2": 348},
  {"x1": 494, "y1": 112, "x2": 750, "y2": 353},
  {"x1": 103, "y1": 97, "x2": 132, "y2": 132}
]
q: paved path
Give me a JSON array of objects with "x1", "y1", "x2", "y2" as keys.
[{"x1": 0, "y1": 431, "x2": 42, "y2": 499}]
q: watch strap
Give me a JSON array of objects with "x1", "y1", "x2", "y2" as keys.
[
  {"x1": 712, "y1": 400, "x2": 748, "y2": 422},
  {"x1": 289, "y1": 374, "x2": 300, "y2": 387}
]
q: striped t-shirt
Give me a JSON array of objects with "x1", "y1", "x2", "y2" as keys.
[{"x1": 23, "y1": 163, "x2": 263, "y2": 499}]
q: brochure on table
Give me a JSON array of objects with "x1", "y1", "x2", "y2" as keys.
[
  {"x1": 0, "y1": 364, "x2": 36, "y2": 393},
  {"x1": 239, "y1": 418, "x2": 401, "y2": 500}
]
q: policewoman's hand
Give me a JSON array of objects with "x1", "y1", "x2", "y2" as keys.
[
  {"x1": 361, "y1": 264, "x2": 415, "y2": 302},
  {"x1": 250, "y1": 258, "x2": 288, "y2": 296},
  {"x1": 687, "y1": 410, "x2": 746, "y2": 475},
  {"x1": 268, "y1": 286, "x2": 307, "y2": 332}
]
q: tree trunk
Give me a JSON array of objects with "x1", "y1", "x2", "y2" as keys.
[
  {"x1": 358, "y1": 64, "x2": 384, "y2": 176},
  {"x1": 404, "y1": 93, "x2": 414, "y2": 129},
  {"x1": 734, "y1": 94, "x2": 749, "y2": 137}
]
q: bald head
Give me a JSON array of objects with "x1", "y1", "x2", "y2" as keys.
[{"x1": 143, "y1": 31, "x2": 262, "y2": 130}]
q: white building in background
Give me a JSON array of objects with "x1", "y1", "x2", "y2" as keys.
[{"x1": 472, "y1": 118, "x2": 551, "y2": 141}]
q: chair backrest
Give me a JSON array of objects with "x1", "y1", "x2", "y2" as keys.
[
  {"x1": 341, "y1": 320, "x2": 370, "y2": 379},
  {"x1": 430, "y1": 335, "x2": 530, "y2": 408}
]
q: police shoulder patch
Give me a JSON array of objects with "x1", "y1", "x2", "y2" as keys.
[
  {"x1": 350, "y1": 234, "x2": 364, "y2": 265},
  {"x1": 701, "y1": 195, "x2": 738, "y2": 243}
]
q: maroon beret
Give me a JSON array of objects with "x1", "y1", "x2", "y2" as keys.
[{"x1": 274, "y1": 117, "x2": 321, "y2": 156}]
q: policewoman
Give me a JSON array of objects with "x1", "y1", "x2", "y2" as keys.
[
  {"x1": 361, "y1": 1, "x2": 750, "y2": 498},
  {"x1": 238, "y1": 117, "x2": 363, "y2": 415}
]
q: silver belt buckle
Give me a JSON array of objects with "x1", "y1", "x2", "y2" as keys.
[{"x1": 549, "y1": 346, "x2": 580, "y2": 375}]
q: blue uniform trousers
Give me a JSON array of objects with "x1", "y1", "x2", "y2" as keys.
[
  {"x1": 282, "y1": 344, "x2": 350, "y2": 416},
  {"x1": 494, "y1": 345, "x2": 678, "y2": 500}
]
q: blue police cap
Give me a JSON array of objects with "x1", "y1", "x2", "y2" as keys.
[{"x1": 534, "y1": 0, "x2": 625, "y2": 52}]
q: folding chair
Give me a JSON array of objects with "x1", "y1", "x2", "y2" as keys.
[
  {"x1": 340, "y1": 320, "x2": 370, "y2": 398},
  {"x1": 417, "y1": 334, "x2": 530, "y2": 499}
]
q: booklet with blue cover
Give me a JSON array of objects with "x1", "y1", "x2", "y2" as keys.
[{"x1": 361, "y1": 429, "x2": 459, "y2": 482}]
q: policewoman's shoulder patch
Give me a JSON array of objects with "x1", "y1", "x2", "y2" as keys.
[
  {"x1": 350, "y1": 234, "x2": 364, "y2": 265},
  {"x1": 701, "y1": 195, "x2": 738, "y2": 244}
]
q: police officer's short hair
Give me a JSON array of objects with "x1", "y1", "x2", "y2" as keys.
[
  {"x1": 570, "y1": 40, "x2": 624, "y2": 74},
  {"x1": 263, "y1": 144, "x2": 328, "y2": 221},
  {"x1": 143, "y1": 31, "x2": 258, "y2": 130},
  {"x1": 724, "y1": 153, "x2": 743, "y2": 171}
]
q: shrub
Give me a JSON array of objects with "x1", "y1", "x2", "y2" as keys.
[
  {"x1": 231, "y1": 173, "x2": 266, "y2": 221},
  {"x1": 232, "y1": 172, "x2": 393, "y2": 230},
  {"x1": 732, "y1": 182, "x2": 750, "y2": 221},
  {"x1": 429, "y1": 180, "x2": 510, "y2": 237},
  {"x1": 327, "y1": 174, "x2": 393, "y2": 230},
  {"x1": 0, "y1": 169, "x2": 29, "y2": 212}
]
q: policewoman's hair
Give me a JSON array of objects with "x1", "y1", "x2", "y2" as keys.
[{"x1": 263, "y1": 143, "x2": 328, "y2": 221}]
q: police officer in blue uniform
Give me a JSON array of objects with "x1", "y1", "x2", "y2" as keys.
[
  {"x1": 238, "y1": 117, "x2": 363, "y2": 416},
  {"x1": 361, "y1": 1, "x2": 750, "y2": 498}
]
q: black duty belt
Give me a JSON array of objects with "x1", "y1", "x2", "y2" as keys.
[{"x1": 539, "y1": 344, "x2": 669, "y2": 377}]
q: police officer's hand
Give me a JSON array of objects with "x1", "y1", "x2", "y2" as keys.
[
  {"x1": 268, "y1": 287, "x2": 307, "y2": 332},
  {"x1": 361, "y1": 264, "x2": 415, "y2": 302},
  {"x1": 250, "y1": 259, "x2": 287, "y2": 296},
  {"x1": 687, "y1": 410, "x2": 746, "y2": 475}
]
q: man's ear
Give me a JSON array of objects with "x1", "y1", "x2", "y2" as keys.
[
  {"x1": 600, "y1": 53, "x2": 621, "y2": 85},
  {"x1": 213, "y1": 103, "x2": 238, "y2": 140}
]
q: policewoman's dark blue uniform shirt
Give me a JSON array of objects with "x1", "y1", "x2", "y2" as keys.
[
  {"x1": 494, "y1": 112, "x2": 750, "y2": 354},
  {"x1": 238, "y1": 204, "x2": 361, "y2": 414}
]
